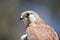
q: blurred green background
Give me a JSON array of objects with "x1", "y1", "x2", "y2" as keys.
[{"x1": 0, "y1": 0, "x2": 60, "y2": 40}]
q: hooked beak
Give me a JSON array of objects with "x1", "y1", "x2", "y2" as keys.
[
  {"x1": 20, "y1": 18, "x2": 23, "y2": 20},
  {"x1": 20, "y1": 16, "x2": 24, "y2": 20}
]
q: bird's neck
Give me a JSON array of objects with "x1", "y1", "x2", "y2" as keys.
[
  {"x1": 29, "y1": 23, "x2": 36, "y2": 27},
  {"x1": 36, "y1": 19, "x2": 45, "y2": 25},
  {"x1": 27, "y1": 19, "x2": 45, "y2": 27}
]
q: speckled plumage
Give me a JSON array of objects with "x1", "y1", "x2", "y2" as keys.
[{"x1": 26, "y1": 19, "x2": 59, "y2": 40}]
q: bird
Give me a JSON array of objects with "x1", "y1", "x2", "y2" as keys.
[{"x1": 20, "y1": 10, "x2": 59, "y2": 40}]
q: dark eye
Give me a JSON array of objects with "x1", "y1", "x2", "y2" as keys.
[{"x1": 27, "y1": 13, "x2": 29, "y2": 16}]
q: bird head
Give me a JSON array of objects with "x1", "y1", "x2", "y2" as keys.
[{"x1": 20, "y1": 10, "x2": 40, "y2": 27}]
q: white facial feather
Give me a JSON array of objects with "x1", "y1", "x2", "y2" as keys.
[
  {"x1": 29, "y1": 14, "x2": 36, "y2": 23},
  {"x1": 20, "y1": 10, "x2": 40, "y2": 26}
]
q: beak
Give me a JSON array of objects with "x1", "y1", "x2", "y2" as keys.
[
  {"x1": 20, "y1": 18, "x2": 24, "y2": 20},
  {"x1": 20, "y1": 16, "x2": 24, "y2": 20}
]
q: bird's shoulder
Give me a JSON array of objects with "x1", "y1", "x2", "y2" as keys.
[{"x1": 26, "y1": 23, "x2": 59, "y2": 40}]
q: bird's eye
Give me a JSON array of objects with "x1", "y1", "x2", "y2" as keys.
[{"x1": 27, "y1": 13, "x2": 29, "y2": 16}]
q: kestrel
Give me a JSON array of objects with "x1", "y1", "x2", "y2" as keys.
[{"x1": 20, "y1": 10, "x2": 59, "y2": 40}]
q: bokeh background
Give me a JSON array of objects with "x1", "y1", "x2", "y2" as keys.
[{"x1": 0, "y1": 0, "x2": 60, "y2": 40}]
